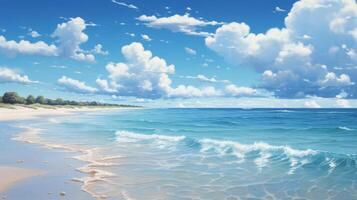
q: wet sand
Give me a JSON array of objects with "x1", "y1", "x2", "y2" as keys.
[{"x1": 0, "y1": 167, "x2": 43, "y2": 193}]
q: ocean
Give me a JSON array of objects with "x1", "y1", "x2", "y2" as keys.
[{"x1": 13, "y1": 108, "x2": 357, "y2": 199}]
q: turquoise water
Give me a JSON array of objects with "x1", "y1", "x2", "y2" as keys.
[{"x1": 19, "y1": 109, "x2": 357, "y2": 199}]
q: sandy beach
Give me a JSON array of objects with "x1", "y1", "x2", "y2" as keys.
[
  {"x1": 0, "y1": 105, "x2": 122, "y2": 199},
  {"x1": 0, "y1": 167, "x2": 43, "y2": 193},
  {"x1": 0, "y1": 105, "x2": 121, "y2": 122}
]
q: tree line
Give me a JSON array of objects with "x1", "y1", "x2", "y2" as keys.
[{"x1": 0, "y1": 92, "x2": 139, "y2": 107}]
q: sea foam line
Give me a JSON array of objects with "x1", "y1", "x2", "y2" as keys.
[
  {"x1": 115, "y1": 130, "x2": 186, "y2": 142},
  {"x1": 115, "y1": 130, "x2": 318, "y2": 173},
  {"x1": 13, "y1": 126, "x2": 119, "y2": 200}
]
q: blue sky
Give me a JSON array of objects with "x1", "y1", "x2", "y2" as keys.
[{"x1": 1, "y1": 0, "x2": 357, "y2": 108}]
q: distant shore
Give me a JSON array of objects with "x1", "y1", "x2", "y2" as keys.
[{"x1": 0, "y1": 104, "x2": 129, "y2": 121}]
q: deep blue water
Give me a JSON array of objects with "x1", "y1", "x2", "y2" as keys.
[{"x1": 18, "y1": 108, "x2": 357, "y2": 200}]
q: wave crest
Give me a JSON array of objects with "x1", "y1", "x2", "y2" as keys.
[{"x1": 339, "y1": 126, "x2": 355, "y2": 131}]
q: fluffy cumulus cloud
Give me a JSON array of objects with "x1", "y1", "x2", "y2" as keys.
[
  {"x1": 0, "y1": 67, "x2": 38, "y2": 84},
  {"x1": 0, "y1": 36, "x2": 57, "y2": 56},
  {"x1": 96, "y1": 42, "x2": 249, "y2": 99},
  {"x1": 141, "y1": 34, "x2": 152, "y2": 41},
  {"x1": 52, "y1": 17, "x2": 95, "y2": 62},
  {"x1": 28, "y1": 30, "x2": 41, "y2": 38},
  {"x1": 50, "y1": 42, "x2": 270, "y2": 99},
  {"x1": 205, "y1": 0, "x2": 357, "y2": 99},
  {"x1": 225, "y1": 84, "x2": 271, "y2": 97},
  {"x1": 96, "y1": 42, "x2": 217, "y2": 98},
  {"x1": 0, "y1": 17, "x2": 95, "y2": 62},
  {"x1": 91, "y1": 44, "x2": 109, "y2": 55},
  {"x1": 137, "y1": 14, "x2": 221, "y2": 36},
  {"x1": 58, "y1": 76, "x2": 97, "y2": 93}
]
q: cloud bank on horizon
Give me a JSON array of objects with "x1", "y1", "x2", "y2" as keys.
[{"x1": 1, "y1": 0, "x2": 357, "y2": 107}]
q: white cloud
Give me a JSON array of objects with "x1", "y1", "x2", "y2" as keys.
[
  {"x1": 125, "y1": 32, "x2": 135, "y2": 37},
  {"x1": 205, "y1": 0, "x2": 357, "y2": 98},
  {"x1": 336, "y1": 90, "x2": 348, "y2": 98},
  {"x1": 111, "y1": 0, "x2": 138, "y2": 10},
  {"x1": 53, "y1": 17, "x2": 95, "y2": 62},
  {"x1": 137, "y1": 14, "x2": 222, "y2": 36},
  {"x1": 167, "y1": 85, "x2": 221, "y2": 98},
  {"x1": 58, "y1": 76, "x2": 97, "y2": 93},
  {"x1": 91, "y1": 44, "x2": 109, "y2": 55},
  {"x1": 98, "y1": 42, "x2": 175, "y2": 98},
  {"x1": 0, "y1": 17, "x2": 95, "y2": 62},
  {"x1": 336, "y1": 99, "x2": 350, "y2": 108},
  {"x1": 141, "y1": 34, "x2": 152, "y2": 41},
  {"x1": 183, "y1": 74, "x2": 229, "y2": 83},
  {"x1": 28, "y1": 30, "x2": 41, "y2": 38},
  {"x1": 304, "y1": 100, "x2": 321, "y2": 108},
  {"x1": 225, "y1": 84, "x2": 271, "y2": 97},
  {"x1": 184, "y1": 47, "x2": 196, "y2": 55},
  {"x1": 0, "y1": 67, "x2": 38, "y2": 84},
  {"x1": 97, "y1": 42, "x2": 235, "y2": 99},
  {"x1": 275, "y1": 6, "x2": 286, "y2": 12},
  {"x1": 319, "y1": 72, "x2": 354, "y2": 87},
  {"x1": 95, "y1": 78, "x2": 118, "y2": 93},
  {"x1": 0, "y1": 35, "x2": 57, "y2": 56},
  {"x1": 51, "y1": 65, "x2": 67, "y2": 69}
]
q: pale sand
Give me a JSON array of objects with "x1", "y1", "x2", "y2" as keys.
[
  {"x1": 0, "y1": 105, "x2": 121, "y2": 122},
  {"x1": 0, "y1": 105, "x2": 123, "y2": 197},
  {"x1": 0, "y1": 167, "x2": 43, "y2": 193}
]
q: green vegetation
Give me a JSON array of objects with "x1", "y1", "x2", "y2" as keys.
[
  {"x1": 1, "y1": 92, "x2": 140, "y2": 108},
  {"x1": 2, "y1": 92, "x2": 25, "y2": 104}
]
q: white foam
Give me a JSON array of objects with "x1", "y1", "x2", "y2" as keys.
[
  {"x1": 339, "y1": 126, "x2": 354, "y2": 131},
  {"x1": 255, "y1": 152, "x2": 271, "y2": 170},
  {"x1": 276, "y1": 109, "x2": 296, "y2": 113},
  {"x1": 200, "y1": 139, "x2": 316, "y2": 157},
  {"x1": 115, "y1": 131, "x2": 186, "y2": 149},
  {"x1": 199, "y1": 138, "x2": 317, "y2": 172},
  {"x1": 116, "y1": 131, "x2": 186, "y2": 142},
  {"x1": 14, "y1": 126, "x2": 119, "y2": 200}
]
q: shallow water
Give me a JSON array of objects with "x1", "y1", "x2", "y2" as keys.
[{"x1": 15, "y1": 108, "x2": 357, "y2": 200}]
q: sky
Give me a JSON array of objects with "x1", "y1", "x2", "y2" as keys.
[{"x1": 1, "y1": 0, "x2": 357, "y2": 108}]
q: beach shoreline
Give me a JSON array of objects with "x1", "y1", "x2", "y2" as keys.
[
  {"x1": 0, "y1": 105, "x2": 124, "y2": 122},
  {"x1": 0, "y1": 106, "x2": 124, "y2": 199}
]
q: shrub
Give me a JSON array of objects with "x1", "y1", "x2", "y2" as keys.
[
  {"x1": 54, "y1": 98, "x2": 64, "y2": 105},
  {"x1": 35, "y1": 96, "x2": 46, "y2": 104},
  {"x1": 26, "y1": 95, "x2": 36, "y2": 104},
  {"x1": 2, "y1": 92, "x2": 23, "y2": 104}
]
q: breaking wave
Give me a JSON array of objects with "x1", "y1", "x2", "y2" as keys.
[{"x1": 114, "y1": 130, "x2": 357, "y2": 174}]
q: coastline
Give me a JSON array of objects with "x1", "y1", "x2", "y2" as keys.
[
  {"x1": 0, "y1": 106, "x2": 124, "y2": 199},
  {"x1": 0, "y1": 104, "x2": 124, "y2": 122}
]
